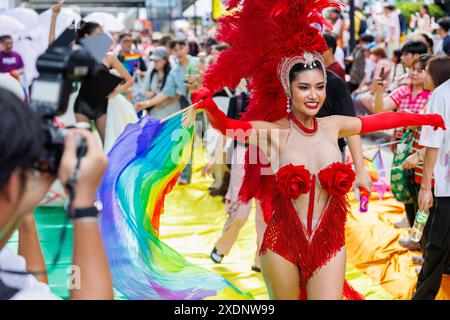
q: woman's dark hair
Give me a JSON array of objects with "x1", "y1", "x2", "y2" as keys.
[
  {"x1": 371, "y1": 47, "x2": 387, "y2": 59},
  {"x1": 393, "y1": 49, "x2": 402, "y2": 63},
  {"x1": 169, "y1": 39, "x2": 187, "y2": 50},
  {"x1": 437, "y1": 17, "x2": 450, "y2": 33},
  {"x1": 289, "y1": 61, "x2": 325, "y2": 84},
  {"x1": 401, "y1": 40, "x2": 428, "y2": 55},
  {"x1": 421, "y1": 5, "x2": 429, "y2": 14},
  {"x1": 0, "y1": 88, "x2": 43, "y2": 191},
  {"x1": 412, "y1": 54, "x2": 432, "y2": 71},
  {"x1": 149, "y1": 58, "x2": 171, "y2": 91},
  {"x1": 119, "y1": 32, "x2": 132, "y2": 43},
  {"x1": 360, "y1": 34, "x2": 375, "y2": 44},
  {"x1": 323, "y1": 32, "x2": 338, "y2": 54},
  {"x1": 189, "y1": 41, "x2": 200, "y2": 57},
  {"x1": 75, "y1": 21, "x2": 101, "y2": 44},
  {"x1": 427, "y1": 56, "x2": 450, "y2": 88},
  {"x1": 420, "y1": 33, "x2": 434, "y2": 54}
]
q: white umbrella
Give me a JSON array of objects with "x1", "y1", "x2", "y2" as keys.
[
  {"x1": 84, "y1": 12, "x2": 125, "y2": 33},
  {"x1": 0, "y1": 15, "x2": 26, "y2": 37},
  {"x1": 4, "y1": 7, "x2": 39, "y2": 30},
  {"x1": 34, "y1": 7, "x2": 81, "y2": 39}
]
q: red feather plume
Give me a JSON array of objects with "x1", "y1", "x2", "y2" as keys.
[{"x1": 203, "y1": 0, "x2": 343, "y2": 122}]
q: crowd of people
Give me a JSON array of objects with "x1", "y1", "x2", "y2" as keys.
[{"x1": 0, "y1": 0, "x2": 450, "y2": 300}]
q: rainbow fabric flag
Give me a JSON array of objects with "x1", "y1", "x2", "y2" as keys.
[
  {"x1": 97, "y1": 114, "x2": 252, "y2": 300},
  {"x1": 364, "y1": 147, "x2": 386, "y2": 178}
]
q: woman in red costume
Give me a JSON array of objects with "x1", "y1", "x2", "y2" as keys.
[{"x1": 190, "y1": 1, "x2": 445, "y2": 299}]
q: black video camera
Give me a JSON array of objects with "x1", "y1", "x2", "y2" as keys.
[{"x1": 29, "y1": 29, "x2": 113, "y2": 174}]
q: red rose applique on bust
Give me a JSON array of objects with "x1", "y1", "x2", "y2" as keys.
[
  {"x1": 275, "y1": 164, "x2": 311, "y2": 199},
  {"x1": 318, "y1": 163, "x2": 355, "y2": 196}
]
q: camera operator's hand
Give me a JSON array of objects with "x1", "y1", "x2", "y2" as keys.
[
  {"x1": 16, "y1": 171, "x2": 56, "y2": 216},
  {"x1": 58, "y1": 129, "x2": 113, "y2": 300},
  {"x1": 58, "y1": 129, "x2": 108, "y2": 208}
]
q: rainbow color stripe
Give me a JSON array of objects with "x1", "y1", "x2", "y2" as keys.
[
  {"x1": 97, "y1": 114, "x2": 253, "y2": 300},
  {"x1": 364, "y1": 148, "x2": 386, "y2": 178},
  {"x1": 121, "y1": 53, "x2": 143, "y2": 75}
]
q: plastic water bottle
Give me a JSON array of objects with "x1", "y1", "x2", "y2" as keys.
[
  {"x1": 359, "y1": 188, "x2": 370, "y2": 212},
  {"x1": 410, "y1": 210, "x2": 429, "y2": 242}
]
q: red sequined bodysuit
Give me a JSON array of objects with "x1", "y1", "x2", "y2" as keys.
[{"x1": 260, "y1": 117, "x2": 363, "y2": 300}]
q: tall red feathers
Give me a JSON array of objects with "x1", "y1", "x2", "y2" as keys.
[{"x1": 203, "y1": 0, "x2": 343, "y2": 122}]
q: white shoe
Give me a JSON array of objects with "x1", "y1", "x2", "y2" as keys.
[{"x1": 394, "y1": 216, "x2": 409, "y2": 228}]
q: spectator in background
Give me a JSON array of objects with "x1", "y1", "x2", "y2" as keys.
[
  {"x1": 159, "y1": 35, "x2": 177, "y2": 67},
  {"x1": 401, "y1": 41, "x2": 429, "y2": 69},
  {"x1": 416, "y1": 55, "x2": 450, "y2": 300},
  {"x1": 353, "y1": 46, "x2": 391, "y2": 114},
  {"x1": 347, "y1": 34, "x2": 375, "y2": 92},
  {"x1": 414, "y1": 5, "x2": 433, "y2": 34},
  {"x1": 374, "y1": 55, "x2": 432, "y2": 250},
  {"x1": 384, "y1": 5, "x2": 401, "y2": 54},
  {"x1": 398, "y1": 9, "x2": 408, "y2": 43},
  {"x1": 329, "y1": 8, "x2": 345, "y2": 48},
  {"x1": 205, "y1": 37, "x2": 218, "y2": 56},
  {"x1": 0, "y1": 35, "x2": 24, "y2": 80},
  {"x1": 189, "y1": 41, "x2": 200, "y2": 57},
  {"x1": 117, "y1": 33, "x2": 148, "y2": 77},
  {"x1": 322, "y1": 32, "x2": 346, "y2": 80},
  {"x1": 444, "y1": 39, "x2": 450, "y2": 56},
  {"x1": 436, "y1": 17, "x2": 450, "y2": 56},
  {"x1": 387, "y1": 49, "x2": 407, "y2": 93},
  {"x1": 141, "y1": 47, "x2": 178, "y2": 120},
  {"x1": 354, "y1": 7, "x2": 367, "y2": 41},
  {"x1": 419, "y1": 33, "x2": 434, "y2": 55},
  {"x1": 136, "y1": 39, "x2": 200, "y2": 184}
]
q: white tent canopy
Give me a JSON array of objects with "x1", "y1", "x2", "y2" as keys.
[{"x1": 183, "y1": 0, "x2": 212, "y2": 18}]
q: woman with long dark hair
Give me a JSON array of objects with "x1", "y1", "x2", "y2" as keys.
[{"x1": 141, "y1": 46, "x2": 178, "y2": 119}]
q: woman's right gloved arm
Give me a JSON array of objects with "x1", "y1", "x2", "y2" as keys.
[{"x1": 191, "y1": 87, "x2": 253, "y2": 142}]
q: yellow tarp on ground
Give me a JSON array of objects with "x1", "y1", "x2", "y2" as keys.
[{"x1": 160, "y1": 163, "x2": 450, "y2": 300}]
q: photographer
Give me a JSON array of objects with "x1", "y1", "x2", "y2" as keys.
[{"x1": 0, "y1": 88, "x2": 113, "y2": 300}]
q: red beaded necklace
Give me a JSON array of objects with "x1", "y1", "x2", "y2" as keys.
[{"x1": 288, "y1": 114, "x2": 318, "y2": 135}]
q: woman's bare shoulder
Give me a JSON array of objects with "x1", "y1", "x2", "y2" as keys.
[
  {"x1": 251, "y1": 117, "x2": 290, "y2": 130},
  {"x1": 317, "y1": 115, "x2": 341, "y2": 125}
]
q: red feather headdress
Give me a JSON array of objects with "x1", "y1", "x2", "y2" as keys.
[{"x1": 203, "y1": 0, "x2": 343, "y2": 122}]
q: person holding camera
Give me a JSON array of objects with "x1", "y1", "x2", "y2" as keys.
[{"x1": 0, "y1": 88, "x2": 113, "y2": 300}]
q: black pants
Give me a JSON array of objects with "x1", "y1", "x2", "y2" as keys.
[{"x1": 413, "y1": 196, "x2": 450, "y2": 300}]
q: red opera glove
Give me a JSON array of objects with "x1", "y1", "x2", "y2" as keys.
[
  {"x1": 359, "y1": 112, "x2": 446, "y2": 135},
  {"x1": 191, "y1": 87, "x2": 253, "y2": 142}
]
